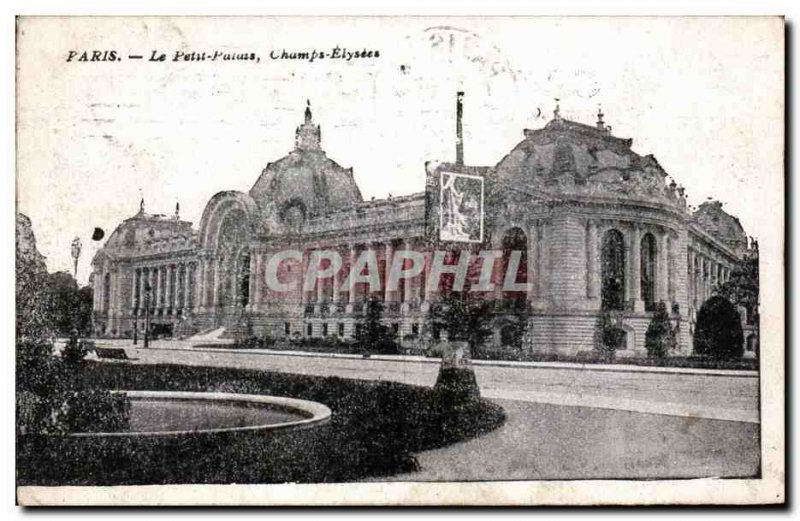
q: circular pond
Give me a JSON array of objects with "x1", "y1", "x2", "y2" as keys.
[{"x1": 69, "y1": 391, "x2": 331, "y2": 437}]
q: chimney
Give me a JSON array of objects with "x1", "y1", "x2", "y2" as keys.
[{"x1": 456, "y1": 91, "x2": 464, "y2": 167}]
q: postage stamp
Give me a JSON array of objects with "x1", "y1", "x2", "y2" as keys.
[{"x1": 14, "y1": 16, "x2": 784, "y2": 506}]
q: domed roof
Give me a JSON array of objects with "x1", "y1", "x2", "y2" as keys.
[
  {"x1": 249, "y1": 102, "x2": 363, "y2": 222},
  {"x1": 693, "y1": 200, "x2": 747, "y2": 255},
  {"x1": 495, "y1": 107, "x2": 645, "y2": 182},
  {"x1": 94, "y1": 202, "x2": 194, "y2": 261}
]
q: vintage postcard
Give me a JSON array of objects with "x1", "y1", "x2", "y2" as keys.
[{"x1": 14, "y1": 16, "x2": 784, "y2": 506}]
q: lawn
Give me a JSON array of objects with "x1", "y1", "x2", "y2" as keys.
[{"x1": 16, "y1": 362, "x2": 505, "y2": 486}]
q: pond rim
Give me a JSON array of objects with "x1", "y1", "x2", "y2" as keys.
[{"x1": 67, "y1": 390, "x2": 332, "y2": 438}]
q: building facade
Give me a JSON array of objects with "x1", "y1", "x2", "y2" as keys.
[{"x1": 91, "y1": 100, "x2": 757, "y2": 357}]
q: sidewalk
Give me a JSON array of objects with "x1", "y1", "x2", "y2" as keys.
[
  {"x1": 112, "y1": 339, "x2": 759, "y2": 378},
  {"x1": 91, "y1": 340, "x2": 760, "y2": 425}
]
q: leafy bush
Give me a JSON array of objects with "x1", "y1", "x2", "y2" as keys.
[
  {"x1": 693, "y1": 296, "x2": 744, "y2": 361},
  {"x1": 595, "y1": 310, "x2": 625, "y2": 360},
  {"x1": 434, "y1": 367, "x2": 480, "y2": 403},
  {"x1": 17, "y1": 338, "x2": 128, "y2": 437},
  {"x1": 354, "y1": 297, "x2": 400, "y2": 354},
  {"x1": 62, "y1": 338, "x2": 92, "y2": 365},
  {"x1": 231, "y1": 335, "x2": 277, "y2": 349},
  {"x1": 428, "y1": 291, "x2": 493, "y2": 354},
  {"x1": 645, "y1": 302, "x2": 676, "y2": 359},
  {"x1": 50, "y1": 389, "x2": 131, "y2": 434}
]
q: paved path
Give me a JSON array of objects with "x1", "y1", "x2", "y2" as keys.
[
  {"x1": 381, "y1": 399, "x2": 760, "y2": 481},
  {"x1": 100, "y1": 341, "x2": 760, "y2": 424}
]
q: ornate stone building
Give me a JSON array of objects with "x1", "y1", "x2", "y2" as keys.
[{"x1": 91, "y1": 100, "x2": 756, "y2": 356}]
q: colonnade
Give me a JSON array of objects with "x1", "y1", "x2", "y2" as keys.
[
  {"x1": 131, "y1": 262, "x2": 196, "y2": 316},
  {"x1": 687, "y1": 248, "x2": 731, "y2": 310}
]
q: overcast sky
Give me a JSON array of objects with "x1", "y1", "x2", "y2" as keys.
[{"x1": 17, "y1": 17, "x2": 783, "y2": 284}]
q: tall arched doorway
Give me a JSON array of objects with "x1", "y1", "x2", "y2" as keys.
[{"x1": 216, "y1": 209, "x2": 249, "y2": 309}]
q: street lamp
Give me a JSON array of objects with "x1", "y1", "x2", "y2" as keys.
[
  {"x1": 70, "y1": 237, "x2": 82, "y2": 278},
  {"x1": 144, "y1": 282, "x2": 152, "y2": 348}
]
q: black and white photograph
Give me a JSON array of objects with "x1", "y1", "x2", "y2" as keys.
[{"x1": 12, "y1": 15, "x2": 784, "y2": 506}]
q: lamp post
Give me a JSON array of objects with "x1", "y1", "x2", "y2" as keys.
[
  {"x1": 70, "y1": 237, "x2": 82, "y2": 278},
  {"x1": 144, "y1": 282, "x2": 152, "y2": 348}
]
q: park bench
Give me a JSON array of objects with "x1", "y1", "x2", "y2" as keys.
[{"x1": 94, "y1": 346, "x2": 137, "y2": 361}]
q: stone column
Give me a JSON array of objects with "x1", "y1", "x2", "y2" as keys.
[
  {"x1": 139, "y1": 268, "x2": 146, "y2": 313},
  {"x1": 253, "y1": 252, "x2": 263, "y2": 311},
  {"x1": 701, "y1": 257, "x2": 708, "y2": 304},
  {"x1": 316, "y1": 254, "x2": 324, "y2": 307},
  {"x1": 528, "y1": 223, "x2": 539, "y2": 300},
  {"x1": 348, "y1": 244, "x2": 357, "y2": 303},
  {"x1": 657, "y1": 233, "x2": 670, "y2": 305},
  {"x1": 230, "y1": 256, "x2": 238, "y2": 306},
  {"x1": 180, "y1": 263, "x2": 188, "y2": 310},
  {"x1": 211, "y1": 257, "x2": 220, "y2": 308},
  {"x1": 586, "y1": 220, "x2": 600, "y2": 299},
  {"x1": 347, "y1": 244, "x2": 357, "y2": 312},
  {"x1": 384, "y1": 240, "x2": 394, "y2": 302},
  {"x1": 154, "y1": 266, "x2": 162, "y2": 310},
  {"x1": 367, "y1": 243, "x2": 377, "y2": 300},
  {"x1": 401, "y1": 239, "x2": 412, "y2": 305},
  {"x1": 189, "y1": 262, "x2": 196, "y2": 309},
  {"x1": 92, "y1": 271, "x2": 99, "y2": 311},
  {"x1": 538, "y1": 221, "x2": 550, "y2": 299},
  {"x1": 108, "y1": 269, "x2": 117, "y2": 332},
  {"x1": 131, "y1": 269, "x2": 138, "y2": 309},
  {"x1": 630, "y1": 225, "x2": 644, "y2": 312},
  {"x1": 687, "y1": 249, "x2": 695, "y2": 307},
  {"x1": 166, "y1": 265, "x2": 174, "y2": 313},
  {"x1": 423, "y1": 250, "x2": 434, "y2": 303},
  {"x1": 299, "y1": 250, "x2": 308, "y2": 307},
  {"x1": 195, "y1": 258, "x2": 205, "y2": 311},
  {"x1": 332, "y1": 247, "x2": 341, "y2": 305}
]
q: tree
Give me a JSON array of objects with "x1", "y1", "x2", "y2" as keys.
[
  {"x1": 595, "y1": 311, "x2": 621, "y2": 360},
  {"x1": 693, "y1": 295, "x2": 744, "y2": 361},
  {"x1": 45, "y1": 272, "x2": 94, "y2": 336},
  {"x1": 716, "y1": 255, "x2": 759, "y2": 328},
  {"x1": 428, "y1": 291, "x2": 494, "y2": 356},
  {"x1": 16, "y1": 215, "x2": 126, "y2": 438},
  {"x1": 645, "y1": 301, "x2": 676, "y2": 359},
  {"x1": 355, "y1": 296, "x2": 398, "y2": 354}
]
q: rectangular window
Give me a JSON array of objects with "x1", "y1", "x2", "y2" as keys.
[
  {"x1": 306, "y1": 323, "x2": 312, "y2": 337},
  {"x1": 322, "y1": 323, "x2": 328, "y2": 337},
  {"x1": 338, "y1": 323, "x2": 344, "y2": 336},
  {"x1": 284, "y1": 322, "x2": 290, "y2": 336},
  {"x1": 411, "y1": 324, "x2": 419, "y2": 337},
  {"x1": 391, "y1": 323, "x2": 399, "y2": 336}
]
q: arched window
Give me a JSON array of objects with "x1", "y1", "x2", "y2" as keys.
[
  {"x1": 601, "y1": 229, "x2": 626, "y2": 310},
  {"x1": 640, "y1": 233, "x2": 656, "y2": 311},
  {"x1": 500, "y1": 227, "x2": 528, "y2": 304}
]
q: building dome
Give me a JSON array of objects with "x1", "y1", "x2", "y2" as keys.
[
  {"x1": 493, "y1": 107, "x2": 676, "y2": 204},
  {"x1": 94, "y1": 201, "x2": 194, "y2": 261},
  {"x1": 249, "y1": 102, "x2": 362, "y2": 229}
]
